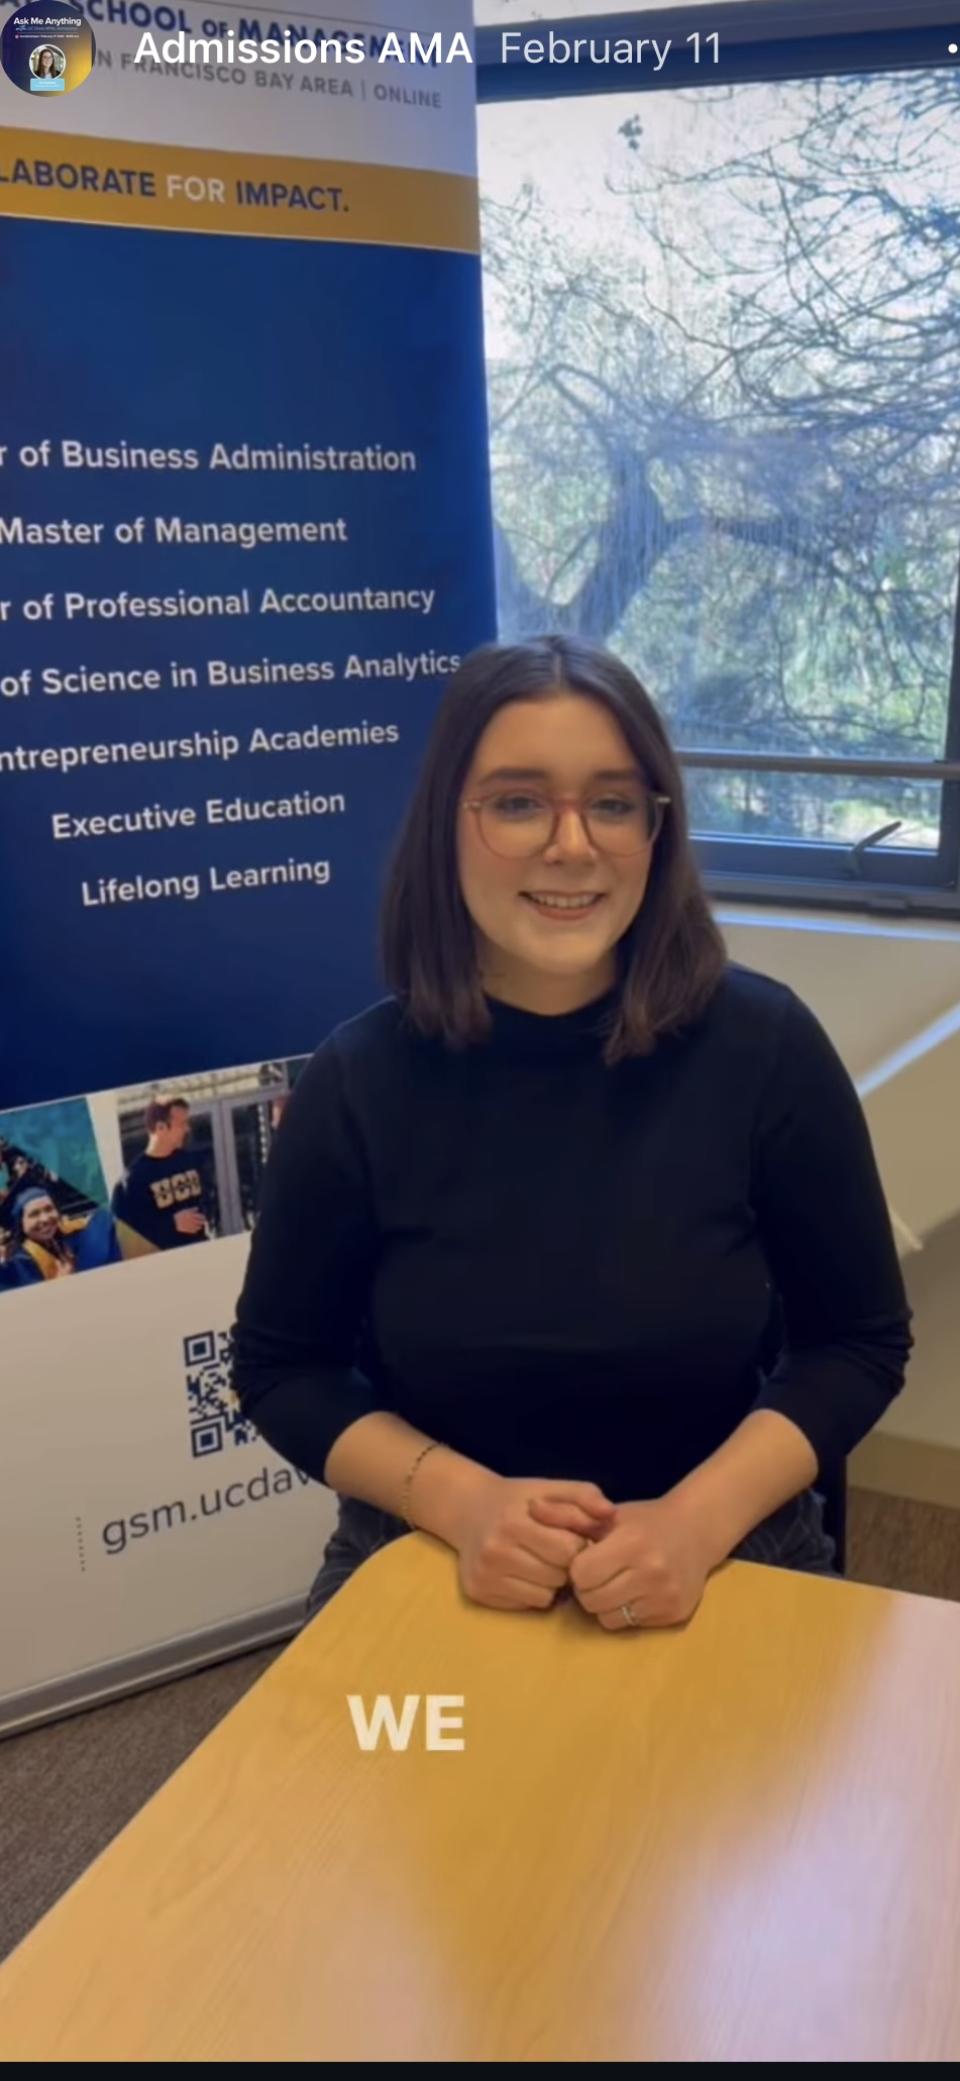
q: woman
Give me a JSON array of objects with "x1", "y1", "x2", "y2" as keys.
[
  {"x1": 7, "y1": 1188, "x2": 121, "y2": 1285},
  {"x1": 30, "y1": 46, "x2": 65, "y2": 90},
  {"x1": 232, "y1": 636, "x2": 912, "y2": 1631}
]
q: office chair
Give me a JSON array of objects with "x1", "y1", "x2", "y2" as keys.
[{"x1": 818, "y1": 1460, "x2": 848, "y2": 1576}]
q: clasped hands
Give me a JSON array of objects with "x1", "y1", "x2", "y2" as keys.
[{"x1": 454, "y1": 1474, "x2": 714, "y2": 1631}]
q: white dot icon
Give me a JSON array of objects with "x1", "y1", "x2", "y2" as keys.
[{"x1": 951, "y1": 41, "x2": 960, "y2": 54}]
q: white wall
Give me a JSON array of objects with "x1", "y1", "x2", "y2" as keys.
[
  {"x1": 884, "y1": 1217, "x2": 960, "y2": 1451},
  {"x1": 722, "y1": 911, "x2": 960, "y2": 1080},
  {"x1": 721, "y1": 907, "x2": 960, "y2": 1451}
]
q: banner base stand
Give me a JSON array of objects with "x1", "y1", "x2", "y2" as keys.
[{"x1": 0, "y1": 1602, "x2": 304, "y2": 1741}]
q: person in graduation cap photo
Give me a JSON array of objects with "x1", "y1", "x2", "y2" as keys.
[{"x1": 4, "y1": 1189, "x2": 122, "y2": 1289}]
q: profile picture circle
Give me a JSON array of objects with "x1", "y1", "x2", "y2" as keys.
[
  {"x1": 30, "y1": 44, "x2": 66, "y2": 81},
  {"x1": 1, "y1": 3, "x2": 94, "y2": 95}
]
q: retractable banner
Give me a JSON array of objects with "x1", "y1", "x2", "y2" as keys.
[{"x1": 0, "y1": 0, "x2": 494, "y2": 1730}]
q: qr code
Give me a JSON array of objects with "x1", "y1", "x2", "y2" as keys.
[{"x1": 183, "y1": 1330, "x2": 257, "y2": 1459}]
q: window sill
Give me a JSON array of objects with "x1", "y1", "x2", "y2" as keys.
[{"x1": 715, "y1": 903, "x2": 960, "y2": 947}]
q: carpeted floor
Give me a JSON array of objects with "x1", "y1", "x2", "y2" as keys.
[
  {"x1": 0, "y1": 1645, "x2": 282, "y2": 1966},
  {"x1": 846, "y1": 1489, "x2": 960, "y2": 1603},
  {"x1": 1, "y1": 1486, "x2": 958, "y2": 1968}
]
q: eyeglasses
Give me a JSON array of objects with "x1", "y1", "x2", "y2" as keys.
[{"x1": 461, "y1": 787, "x2": 671, "y2": 859}]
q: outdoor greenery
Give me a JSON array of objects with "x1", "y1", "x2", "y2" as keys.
[{"x1": 480, "y1": 66, "x2": 960, "y2": 852}]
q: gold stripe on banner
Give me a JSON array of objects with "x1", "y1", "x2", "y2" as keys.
[{"x1": 0, "y1": 133, "x2": 480, "y2": 252}]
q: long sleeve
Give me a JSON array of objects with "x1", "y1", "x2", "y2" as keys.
[
  {"x1": 231, "y1": 1039, "x2": 386, "y2": 1481},
  {"x1": 750, "y1": 992, "x2": 913, "y2": 1469}
]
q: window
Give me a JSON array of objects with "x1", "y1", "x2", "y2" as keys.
[{"x1": 476, "y1": 4, "x2": 960, "y2": 910}]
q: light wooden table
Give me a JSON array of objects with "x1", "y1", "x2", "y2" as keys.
[{"x1": 1, "y1": 1537, "x2": 960, "y2": 2063}]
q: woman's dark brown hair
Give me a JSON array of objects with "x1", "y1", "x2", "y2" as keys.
[{"x1": 380, "y1": 634, "x2": 727, "y2": 1063}]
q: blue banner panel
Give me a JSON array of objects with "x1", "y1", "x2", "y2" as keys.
[{"x1": 0, "y1": 220, "x2": 495, "y2": 1105}]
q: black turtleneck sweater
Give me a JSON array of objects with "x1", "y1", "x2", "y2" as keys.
[{"x1": 231, "y1": 966, "x2": 912, "y2": 1500}]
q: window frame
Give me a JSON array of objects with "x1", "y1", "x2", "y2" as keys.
[{"x1": 476, "y1": 3, "x2": 960, "y2": 916}]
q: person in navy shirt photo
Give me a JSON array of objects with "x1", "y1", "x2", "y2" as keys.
[{"x1": 113, "y1": 1098, "x2": 209, "y2": 1253}]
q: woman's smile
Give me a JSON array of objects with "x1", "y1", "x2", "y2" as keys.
[{"x1": 519, "y1": 890, "x2": 607, "y2": 922}]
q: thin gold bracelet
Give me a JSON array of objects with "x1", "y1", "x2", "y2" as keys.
[{"x1": 401, "y1": 1440, "x2": 442, "y2": 1529}]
